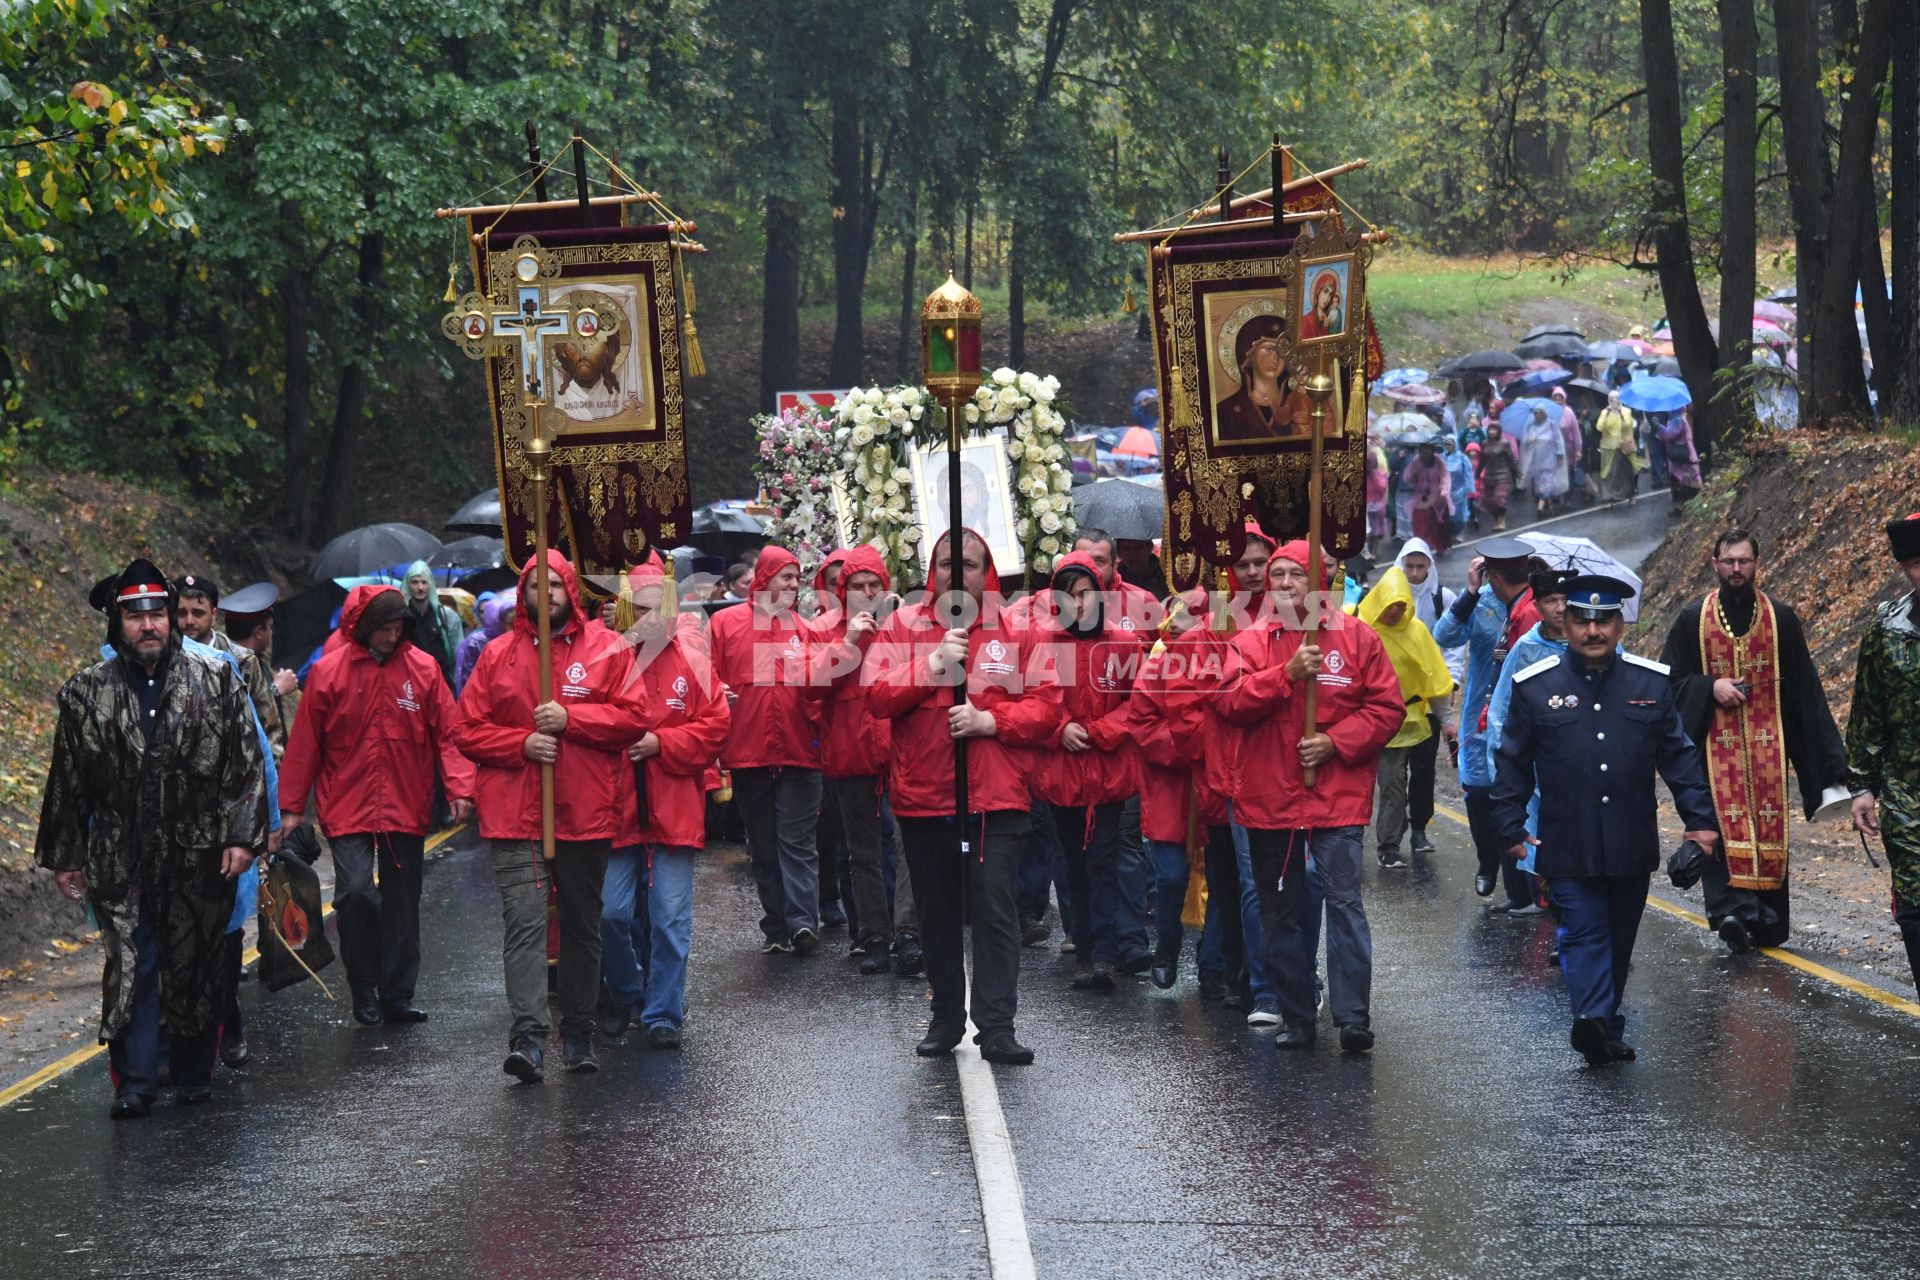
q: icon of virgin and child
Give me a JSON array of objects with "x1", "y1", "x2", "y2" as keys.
[{"x1": 1212, "y1": 312, "x2": 1313, "y2": 443}]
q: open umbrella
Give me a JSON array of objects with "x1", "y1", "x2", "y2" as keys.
[
  {"x1": 1445, "y1": 349, "x2": 1527, "y2": 376},
  {"x1": 1513, "y1": 333, "x2": 1587, "y2": 360},
  {"x1": 690, "y1": 500, "x2": 771, "y2": 563},
  {"x1": 1649, "y1": 357, "x2": 1682, "y2": 377},
  {"x1": 1374, "y1": 367, "x2": 1431, "y2": 389},
  {"x1": 1373, "y1": 412, "x2": 1435, "y2": 437},
  {"x1": 1382, "y1": 382, "x2": 1446, "y2": 406},
  {"x1": 308, "y1": 523, "x2": 442, "y2": 582},
  {"x1": 445, "y1": 488, "x2": 503, "y2": 536},
  {"x1": 1386, "y1": 427, "x2": 1441, "y2": 448},
  {"x1": 1519, "y1": 532, "x2": 1644, "y2": 622},
  {"x1": 1586, "y1": 341, "x2": 1641, "y2": 363},
  {"x1": 429, "y1": 535, "x2": 506, "y2": 581},
  {"x1": 1072, "y1": 476, "x2": 1165, "y2": 542},
  {"x1": 1562, "y1": 378, "x2": 1613, "y2": 409},
  {"x1": 1523, "y1": 323, "x2": 1587, "y2": 342},
  {"x1": 1498, "y1": 397, "x2": 1564, "y2": 436},
  {"x1": 1753, "y1": 299, "x2": 1795, "y2": 327},
  {"x1": 1113, "y1": 425, "x2": 1160, "y2": 458},
  {"x1": 1765, "y1": 285, "x2": 1796, "y2": 303},
  {"x1": 1512, "y1": 367, "x2": 1574, "y2": 394},
  {"x1": 1619, "y1": 375, "x2": 1692, "y2": 412}
]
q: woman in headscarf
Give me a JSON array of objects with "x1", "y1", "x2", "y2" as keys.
[
  {"x1": 1402, "y1": 439, "x2": 1454, "y2": 554},
  {"x1": 1441, "y1": 436, "x2": 1475, "y2": 538},
  {"x1": 1476, "y1": 421, "x2": 1523, "y2": 532},
  {"x1": 1551, "y1": 388, "x2": 1585, "y2": 505},
  {"x1": 1594, "y1": 390, "x2": 1641, "y2": 504},
  {"x1": 1359, "y1": 567, "x2": 1456, "y2": 868},
  {"x1": 1656, "y1": 405, "x2": 1702, "y2": 512},
  {"x1": 453, "y1": 592, "x2": 511, "y2": 696},
  {"x1": 1519, "y1": 405, "x2": 1568, "y2": 518}
]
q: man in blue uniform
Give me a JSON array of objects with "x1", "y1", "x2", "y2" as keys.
[{"x1": 1492, "y1": 575, "x2": 1719, "y2": 1066}]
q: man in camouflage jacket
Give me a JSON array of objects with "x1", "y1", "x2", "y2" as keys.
[
  {"x1": 1849, "y1": 514, "x2": 1920, "y2": 989},
  {"x1": 36, "y1": 559, "x2": 268, "y2": 1118}
]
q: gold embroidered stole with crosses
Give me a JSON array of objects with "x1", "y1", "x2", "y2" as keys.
[{"x1": 1699, "y1": 590, "x2": 1790, "y2": 889}]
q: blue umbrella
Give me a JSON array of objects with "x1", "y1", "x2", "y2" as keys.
[
  {"x1": 1512, "y1": 367, "x2": 1574, "y2": 393},
  {"x1": 1619, "y1": 375, "x2": 1692, "y2": 413},
  {"x1": 1375, "y1": 367, "x2": 1431, "y2": 389},
  {"x1": 1499, "y1": 397, "x2": 1564, "y2": 436}
]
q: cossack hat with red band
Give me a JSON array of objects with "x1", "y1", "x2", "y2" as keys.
[
  {"x1": 88, "y1": 558, "x2": 175, "y2": 615},
  {"x1": 1888, "y1": 512, "x2": 1920, "y2": 563}
]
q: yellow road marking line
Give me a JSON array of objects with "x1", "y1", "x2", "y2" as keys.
[
  {"x1": 1433, "y1": 803, "x2": 1920, "y2": 1020},
  {"x1": 0, "y1": 824, "x2": 470, "y2": 1111}
]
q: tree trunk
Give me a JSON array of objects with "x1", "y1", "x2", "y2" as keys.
[
  {"x1": 1639, "y1": 0, "x2": 1721, "y2": 458},
  {"x1": 1008, "y1": 225, "x2": 1026, "y2": 370},
  {"x1": 829, "y1": 89, "x2": 869, "y2": 387},
  {"x1": 314, "y1": 225, "x2": 386, "y2": 541},
  {"x1": 277, "y1": 199, "x2": 315, "y2": 534},
  {"x1": 760, "y1": 194, "x2": 802, "y2": 413},
  {"x1": 1717, "y1": 0, "x2": 1759, "y2": 439},
  {"x1": 1805, "y1": 0, "x2": 1891, "y2": 423},
  {"x1": 1893, "y1": 0, "x2": 1920, "y2": 424},
  {"x1": 1773, "y1": 0, "x2": 1831, "y2": 384},
  {"x1": 896, "y1": 177, "x2": 920, "y2": 383}
]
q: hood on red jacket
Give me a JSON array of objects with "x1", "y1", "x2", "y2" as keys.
[
  {"x1": 832, "y1": 544, "x2": 891, "y2": 603},
  {"x1": 338, "y1": 583, "x2": 408, "y2": 650},
  {"x1": 812, "y1": 547, "x2": 852, "y2": 597},
  {"x1": 515, "y1": 548, "x2": 589, "y2": 636},
  {"x1": 1270, "y1": 537, "x2": 1330, "y2": 589},
  {"x1": 1046, "y1": 550, "x2": 1106, "y2": 632},
  {"x1": 928, "y1": 526, "x2": 1001, "y2": 600},
  {"x1": 751, "y1": 545, "x2": 801, "y2": 599}
]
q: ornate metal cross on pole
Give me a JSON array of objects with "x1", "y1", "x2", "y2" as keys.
[{"x1": 440, "y1": 235, "x2": 621, "y2": 861}]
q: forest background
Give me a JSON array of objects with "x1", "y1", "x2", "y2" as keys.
[{"x1": 2, "y1": 0, "x2": 1915, "y2": 536}]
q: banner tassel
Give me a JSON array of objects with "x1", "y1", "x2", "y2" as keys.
[
  {"x1": 442, "y1": 262, "x2": 459, "y2": 303},
  {"x1": 1122, "y1": 281, "x2": 1136, "y2": 314},
  {"x1": 684, "y1": 314, "x2": 707, "y2": 378},
  {"x1": 1168, "y1": 364, "x2": 1195, "y2": 432}
]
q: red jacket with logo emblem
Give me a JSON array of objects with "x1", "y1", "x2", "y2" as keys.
[
  {"x1": 1216, "y1": 545, "x2": 1405, "y2": 830},
  {"x1": 1032, "y1": 552, "x2": 1142, "y2": 808},
  {"x1": 612, "y1": 565, "x2": 731, "y2": 850},
  {"x1": 706, "y1": 545, "x2": 829, "y2": 771},
  {"x1": 1130, "y1": 620, "x2": 1232, "y2": 843},
  {"x1": 279, "y1": 585, "x2": 476, "y2": 837},
  {"x1": 867, "y1": 529, "x2": 1065, "y2": 817},
  {"x1": 813, "y1": 544, "x2": 895, "y2": 780},
  {"x1": 453, "y1": 551, "x2": 654, "y2": 842}
]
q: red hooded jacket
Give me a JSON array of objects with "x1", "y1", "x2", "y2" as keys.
[
  {"x1": 1031, "y1": 552, "x2": 1141, "y2": 808},
  {"x1": 279, "y1": 585, "x2": 476, "y2": 837},
  {"x1": 867, "y1": 529, "x2": 1065, "y2": 817},
  {"x1": 453, "y1": 551, "x2": 654, "y2": 842},
  {"x1": 705, "y1": 545, "x2": 828, "y2": 771},
  {"x1": 1130, "y1": 618, "x2": 1232, "y2": 843},
  {"x1": 1215, "y1": 540, "x2": 1405, "y2": 829},
  {"x1": 813, "y1": 544, "x2": 895, "y2": 780},
  {"x1": 612, "y1": 561, "x2": 731, "y2": 850}
]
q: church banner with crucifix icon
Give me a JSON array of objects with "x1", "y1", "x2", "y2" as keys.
[
  {"x1": 461, "y1": 207, "x2": 693, "y2": 588},
  {"x1": 1146, "y1": 214, "x2": 1385, "y2": 593},
  {"x1": 1699, "y1": 589, "x2": 1792, "y2": 890}
]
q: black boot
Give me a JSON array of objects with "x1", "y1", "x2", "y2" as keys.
[
  {"x1": 599, "y1": 1003, "x2": 633, "y2": 1039},
  {"x1": 894, "y1": 931, "x2": 924, "y2": 977},
  {"x1": 1150, "y1": 957, "x2": 1177, "y2": 990},
  {"x1": 858, "y1": 934, "x2": 890, "y2": 975},
  {"x1": 503, "y1": 1037, "x2": 545, "y2": 1084},
  {"x1": 977, "y1": 1030, "x2": 1034, "y2": 1065},
  {"x1": 915, "y1": 1021, "x2": 964, "y2": 1057},
  {"x1": 351, "y1": 987, "x2": 383, "y2": 1025},
  {"x1": 1272, "y1": 1023, "x2": 1316, "y2": 1050},
  {"x1": 1570, "y1": 1017, "x2": 1613, "y2": 1066}
]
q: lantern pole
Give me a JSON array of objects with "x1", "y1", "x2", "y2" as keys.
[
  {"x1": 524, "y1": 426, "x2": 557, "y2": 862},
  {"x1": 1302, "y1": 365, "x2": 1336, "y2": 789}
]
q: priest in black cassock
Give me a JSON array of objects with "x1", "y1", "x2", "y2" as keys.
[{"x1": 1659, "y1": 530, "x2": 1850, "y2": 949}]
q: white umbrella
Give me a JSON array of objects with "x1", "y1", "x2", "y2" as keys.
[{"x1": 1518, "y1": 532, "x2": 1644, "y2": 623}]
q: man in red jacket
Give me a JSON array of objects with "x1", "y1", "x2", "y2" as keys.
[
  {"x1": 707, "y1": 545, "x2": 830, "y2": 955},
  {"x1": 869, "y1": 529, "x2": 1064, "y2": 1064},
  {"x1": 1219, "y1": 539, "x2": 1404, "y2": 1053},
  {"x1": 280, "y1": 585, "x2": 476, "y2": 1027},
  {"x1": 815, "y1": 545, "x2": 921, "y2": 975},
  {"x1": 602, "y1": 557, "x2": 730, "y2": 1049},
  {"x1": 455, "y1": 551, "x2": 653, "y2": 1082},
  {"x1": 1033, "y1": 551, "x2": 1145, "y2": 991}
]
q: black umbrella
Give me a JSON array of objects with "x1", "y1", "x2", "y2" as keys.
[
  {"x1": 1586, "y1": 341, "x2": 1641, "y2": 363},
  {"x1": 1562, "y1": 378, "x2": 1613, "y2": 409},
  {"x1": 1651, "y1": 357, "x2": 1682, "y2": 377},
  {"x1": 1072, "y1": 478, "x2": 1164, "y2": 542},
  {"x1": 1446, "y1": 349, "x2": 1527, "y2": 375},
  {"x1": 1513, "y1": 333, "x2": 1588, "y2": 360},
  {"x1": 689, "y1": 502, "x2": 770, "y2": 564},
  {"x1": 1524, "y1": 323, "x2": 1587, "y2": 342},
  {"x1": 429, "y1": 535, "x2": 505, "y2": 573},
  {"x1": 308, "y1": 522, "x2": 443, "y2": 582},
  {"x1": 445, "y1": 488, "x2": 502, "y2": 536},
  {"x1": 1765, "y1": 285, "x2": 1796, "y2": 303}
]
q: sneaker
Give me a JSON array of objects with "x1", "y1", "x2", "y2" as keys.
[
  {"x1": 647, "y1": 1023, "x2": 682, "y2": 1050},
  {"x1": 760, "y1": 936, "x2": 794, "y2": 955},
  {"x1": 1059, "y1": 939, "x2": 1077, "y2": 955},
  {"x1": 1315, "y1": 977, "x2": 1326, "y2": 1014},
  {"x1": 1070, "y1": 962, "x2": 1094, "y2": 990},
  {"x1": 1246, "y1": 1002, "x2": 1281, "y2": 1028},
  {"x1": 790, "y1": 928, "x2": 821, "y2": 956},
  {"x1": 598, "y1": 1003, "x2": 633, "y2": 1039},
  {"x1": 503, "y1": 1037, "x2": 545, "y2": 1084},
  {"x1": 1507, "y1": 902, "x2": 1547, "y2": 917},
  {"x1": 1377, "y1": 848, "x2": 1407, "y2": 869},
  {"x1": 562, "y1": 1035, "x2": 600, "y2": 1073},
  {"x1": 1021, "y1": 919, "x2": 1051, "y2": 946},
  {"x1": 1409, "y1": 829, "x2": 1435, "y2": 854},
  {"x1": 1090, "y1": 962, "x2": 1117, "y2": 993},
  {"x1": 859, "y1": 949, "x2": 889, "y2": 975}
]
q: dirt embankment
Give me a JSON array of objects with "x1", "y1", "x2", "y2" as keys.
[{"x1": 1630, "y1": 430, "x2": 1920, "y2": 989}]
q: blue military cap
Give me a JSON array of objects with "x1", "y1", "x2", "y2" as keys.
[
  {"x1": 1562, "y1": 574, "x2": 1636, "y2": 617},
  {"x1": 220, "y1": 581, "x2": 280, "y2": 616}
]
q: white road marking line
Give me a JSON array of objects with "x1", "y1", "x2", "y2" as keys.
[
  {"x1": 1449, "y1": 490, "x2": 1652, "y2": 553},
  {"x1": 957, "y1": 963, "x2": 1037, "y2": 1280}
]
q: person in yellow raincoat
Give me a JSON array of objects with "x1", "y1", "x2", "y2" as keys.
[
  {"x1": 1595, "y1": 390, "x2": 1643, "y2": 504},
  {"x1": 1360, "y1": 567, "x2": 1456, "y2": 869}
]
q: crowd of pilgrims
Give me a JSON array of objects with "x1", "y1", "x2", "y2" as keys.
[{"x1": 37, "y1": 509, "x2": 1920, "y2": 1116}]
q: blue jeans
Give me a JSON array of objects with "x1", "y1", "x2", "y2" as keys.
[
  {"x1": 1149, "y1": 838, "x2": 1191, "y2": 964},
  {"x1": 1247, "y1": 826, "x2": 1369, "y2": 1030},
  {"x1": 641, "y1": 847, "x2": 696, "y2": 1029},
  {"x1": 1229, "y1": 816, "x2": 1273, "y2": 1006},
  {"x1": 1548, "y1": 874, "x2": 1648, "y2": 1039},
  {"x1": 1018, "y1": 798, "x2": 1067, "y2": 927},
  {"x1": 1053, "y1": 801, "x2": 1131, "y2": 963},
  {"x1": 601, "y1": 846, "x2": 652, "y2": 1009},
  {"x1": 1114, "y1": 798, "x2": 1152, "y2": 962}
]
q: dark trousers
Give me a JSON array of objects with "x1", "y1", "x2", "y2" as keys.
[
  {"x1": 492, "y1": 838, "x2": 610, "y2": 1044},
  {"x1": 899, "y1": 811, "x2": 1027, "y2": 1037},
  {"x1": 1895, "y1": 891, "x2": 1920, "y2": 986},
  {"x1": 815, "y1": 777, "x2": 846, "y2": 913},
  {"x1": 1200, "y1": 824, "x2": 1245, "y2": 987},
  {"x1": 330, "y1": 832, "x2": 427, "y2": 1008},
  {"x1": 1408, "y1": 715, "x2": 1440, "y2": 832},
  {"x1": 1017, "y1": 800, "x2": 1068, "y2": 927},
  {"x1": 1549, "y1": 874, "x2": 1648, "y2": 1038},
  {"x1": 109, "y1": 907, "x2": 216, "y2": 1098},
  {"x1": 1248, "y1": 826, "x2": 1369, "y2": 1030},
  {"x1": 1701, "y1": 859, "x2": 1791, "y2": 947},
  {"x1": 832, "y1": 775, "x2": 914, "y2": 948},
  {"x1": 220, "y1": 929, "x2": 244, "y2": 1044},
  {"x1": 1465, "y1": 784, "x2": 1534, "y2": 908},
  {"x1": 734, "y1": 766, "x2": 823, "y2": 942}
]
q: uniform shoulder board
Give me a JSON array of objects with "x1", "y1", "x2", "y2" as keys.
[
  {"x1": 1512, "y1": 655, "x2": 1560, "y2": 684},
  {"x1": 1621, "y1": 652, "x2": 1671, "y2": 676}
]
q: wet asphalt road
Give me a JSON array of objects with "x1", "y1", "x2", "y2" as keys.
[{"x1": 6, "y1": 818, "x2": 1920, "y2": 1279}]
